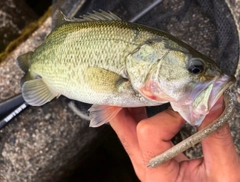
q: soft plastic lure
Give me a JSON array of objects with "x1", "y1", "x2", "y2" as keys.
[{"x1": 148, "y1": 90, "x2": 235, "y2": 167}]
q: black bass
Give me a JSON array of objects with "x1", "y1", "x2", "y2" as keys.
[{"x1": 16, "y1": 11, "x2": 235, "y2": 127}]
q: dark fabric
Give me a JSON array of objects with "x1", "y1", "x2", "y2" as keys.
[{"x1": 197, "y1": 0, "x2": 239, "y2": 75}]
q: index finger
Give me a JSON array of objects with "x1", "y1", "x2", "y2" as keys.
[
  {"x1": 109, "y1": 107, "x2": 148, "y2": 179},
  {"x1": 136, "y1": 108, "x2": 187, "y2": 181}
]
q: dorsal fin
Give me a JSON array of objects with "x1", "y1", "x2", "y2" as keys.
[
  {"x1": 80, "y1": 10, "x2": 121, "y2": 21},
  {"x1": 55, "y1": 10, "x2": 121, "y2": 27},
  {"x1": 55, "y1": 10, "x2": 70, "y2": 27}
]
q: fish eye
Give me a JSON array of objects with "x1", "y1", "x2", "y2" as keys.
[{"x1": 187, "y1": 58, "x2": 205, "y2": 74}]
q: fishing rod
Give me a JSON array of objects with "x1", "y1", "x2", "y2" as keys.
[{"x1": 0, "y1": 94, "x2": 28, "y2": 129}]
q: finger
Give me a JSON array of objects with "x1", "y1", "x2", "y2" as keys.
[
  {"x1": 136, "y1": 108, "x2": 187, "y2": 181},
  {"x1": 200, "y1": 96, "x2": 240, "y2": 180},
  {"x1": 109, "y1": 108, "x2": 146, "y2": 179},
  {"x1": 128, "y1": 107, "x2": 148, "y2": 122}
]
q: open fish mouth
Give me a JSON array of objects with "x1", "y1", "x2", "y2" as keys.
[
  {"x1": 190, "y1": 74, "x2": 235, "y2": 125},
  {"x1": 171, "y1": 74, "x2": 235, "y2": 126}
]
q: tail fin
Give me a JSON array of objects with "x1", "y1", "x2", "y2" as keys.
[{"x1": 16, "y1": 52, "x2": 33, "y2": 73}]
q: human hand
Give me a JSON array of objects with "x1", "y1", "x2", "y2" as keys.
[{"x1": 109, "y1": 97, "x2": 240, "y2": 182}]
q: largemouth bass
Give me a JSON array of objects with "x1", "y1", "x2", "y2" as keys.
[{"x1": 16, "y1": 11, "x2": 235, "y2": 127}]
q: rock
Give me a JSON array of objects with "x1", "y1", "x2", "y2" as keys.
[{"x1": 0, "y1": 0, "x2": 38, "y2": 52}]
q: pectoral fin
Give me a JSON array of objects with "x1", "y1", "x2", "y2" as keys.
[
  {"x1": 88, "y1": 105, "x2": 122, "y2": 127},
  {"x1": 22, "y1": 79, "x2": 58, "y2": 106}
]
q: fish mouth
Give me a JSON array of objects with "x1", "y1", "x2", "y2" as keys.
[{"x1": 189, "y1": 74, "x2": 235, "y2": 125}]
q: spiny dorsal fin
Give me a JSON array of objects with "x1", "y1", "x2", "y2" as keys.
[
  {"x1": 55, "y1": 10, "x2": 70, "y2": 27},
  {"x1": 55, "y1": 10, "x2": 121, "y2": 27},
  {"x1": 80, "y1": 10, "x2": 121, "y2": 21},
  {"x1": 62, "y1": 10, "x2": 121, "y2": 23},
  {"x1": 16, "y1": 51, "x2": 33, "y2": 73}
]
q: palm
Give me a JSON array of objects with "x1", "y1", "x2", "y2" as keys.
[{"x1": 109, "y1": 101, "x2": 240, "y2": 182}]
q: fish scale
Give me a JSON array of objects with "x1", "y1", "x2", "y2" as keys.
[
  {"x1": 16, "y1": 11, "x2": 235, "y2": 127},
  {"x1": 32, "y1": 22, "x2": 150, "y2": 103}
]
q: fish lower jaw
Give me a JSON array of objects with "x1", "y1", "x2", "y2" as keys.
[{"x1": 191, "y1": 74, "x2": 234, "y2": 120}]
